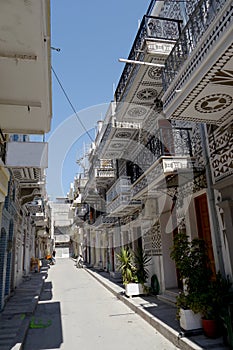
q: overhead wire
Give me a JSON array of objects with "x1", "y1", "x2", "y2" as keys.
[{"x1": 51, "y1": 66, "x2": 94, "y2": 142}]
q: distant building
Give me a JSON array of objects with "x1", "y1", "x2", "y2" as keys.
[{"x1": 48, "y1": 198, "x2": 73, "y2": 258}]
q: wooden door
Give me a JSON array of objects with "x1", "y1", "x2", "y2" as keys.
[{"x1": 195, "y1": 193, "x2": 216, "y2": 278}]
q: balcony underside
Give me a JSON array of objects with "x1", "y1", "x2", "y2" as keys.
[
  {"x1": 95, "y1": 173, "x2": 115, "y2": 188},
  {"x1": 163, "y1": 1, "x2": 233, "y2": 125},
  {"x1": 0, "y1": 0, "x2": 52, "y2": 134},
  {"x1": 107, "y1": 200, "x2": 141, "y2": 218},
  {"x1": 98, "y1": 119, "x2": 140, "y2": 159},
  {"x1": 6, "y1": 142, "x2": 48, "y2": 168},
  {"x1": 20, "y1": 186, "x2": 44, "y2": 206},
  {"x1": 115, "y1": 44, "x2": 173, "y2": 119},
  {"x1": 82, "y1": 190, "x2": 105, "y2": 210},
  {"x1": 93, "y1": 216, "x2": 118, "y2": 228}
]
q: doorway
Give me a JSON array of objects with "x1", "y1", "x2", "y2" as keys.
[{"x1": 195, "y1": 193, "x2": 216, "y2": 277}]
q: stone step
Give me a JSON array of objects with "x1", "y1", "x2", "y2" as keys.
[
  {"x1": 164, "y1": 288, "x2": 179, "y2": 298},
  {"x1": 157, "y1": 289, "x2": 178, "y2": 306},
  {"x1": 0, "y1": 331, "x2": 17, "y2": 342},
  {"x1": 0, "y1": 339, "x2": 14, "y2": 346}
]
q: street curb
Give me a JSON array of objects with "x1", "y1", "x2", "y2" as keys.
[{"x1": 85, "y1": 268, "x2": 203, "y2": 350}]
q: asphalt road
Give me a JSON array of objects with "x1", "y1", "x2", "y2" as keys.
[{"x1": 23, "y1": 258, "x2": 179, "y2": 350}]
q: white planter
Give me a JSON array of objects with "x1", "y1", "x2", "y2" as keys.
[
  {"x1": 179, "y1": 308, "x2": 202, "y2": 331},
  {"x1": 125, "y1": 283, "x2": 144, "y2": 297}
]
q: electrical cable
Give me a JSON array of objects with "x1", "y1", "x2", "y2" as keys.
[{"x1": 51, "y1": 66, "x2": 94, "y2": 142}]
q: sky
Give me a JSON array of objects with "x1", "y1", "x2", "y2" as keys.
[{"x1": 46, "y1": 1, "x2": 150, "y2": 199}]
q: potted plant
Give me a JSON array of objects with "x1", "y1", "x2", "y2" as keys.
[
  {"x1": 170, "y1": 232, "x2": 212, "y2": 331},
  {"x1": 194, "y1": 273, "x2": 232, "y2": 338},
  {"x1": 134, "y1": 246, "x2": 151, "y2": 284},
  {"x1": 117, "y1": 246, "x2": 151, "y2": 297},
  {"x1": 117, "y1": 247, "x2": 138, "y2": 285}
]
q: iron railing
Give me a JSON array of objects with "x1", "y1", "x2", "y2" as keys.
[
  {"x1": 0, "y1": 129, "x2": 6, "y2": 164},
  {"x1": 147, "y1": 126, "x2": 193, "y2": 159},
  {"x1": 129, "y1": 126, "x2": 193, "y2": 187},
  {"x1": 106, "y1": 176, "x2": 131, "y2": 204},
  {"x1": 75, "y1": 204, "x2": 89, "y2": 218},
  {"x1": 162, "y1": 0, "x2": 228, "y2": 89},
  {"x1": 93, "y1": 215, "x2": 118, "y2": 227},
  {"x1": 115, "y1": 15, "x2": 182, "y2": 102}
]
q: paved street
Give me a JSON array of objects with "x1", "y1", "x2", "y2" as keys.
[{"x1": 23, "y1": 258, "x2": 179, "y2": 350}]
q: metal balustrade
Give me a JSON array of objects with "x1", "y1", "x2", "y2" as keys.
[
  {"x1": 162, "y1": 0, "x2": 228, "y2": 89},
  {"x1": 93, "y1": 215, "x2": 118, "y2": 227},
  {"x1": 0, "y1": 130, "x2": 6, "y2": 163},
  {"x1": 115, "y1": 15, "x2": 182, "y2": 102},
  {"x1": 106, "y1": 176, "x2": 131, "y2": 204}
]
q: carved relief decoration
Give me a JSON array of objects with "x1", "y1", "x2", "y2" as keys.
[
  {"x1": 208, "y1": 123, "x2": 233, "y2": 182},
  {"x1": 143, "y1": 221, "x2": 162, "y2": 256}
]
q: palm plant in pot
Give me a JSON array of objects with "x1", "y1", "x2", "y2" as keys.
[
  {"x1": 117, "y1": 246, "x2": 151, "y2": 297},
  {"x1": 117, "y1": 246, "x2": 138, "y2": 285}
]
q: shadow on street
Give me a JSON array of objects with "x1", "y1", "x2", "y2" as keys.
[
  {"x1": 39, "y1": 281, "x2": 53, "y2": 301},
  {"x1": 23, "y1": 279, "x2": 63, "y2": 349},
  {"x1": 23, "y1": 301, "x2": 63, "y2": 350}
]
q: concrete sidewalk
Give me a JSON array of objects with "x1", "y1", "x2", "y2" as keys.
[
  {"x1": 0, "y1": 266, "x2": 48, "y2": 350},
  {"x1": 85, "y1": 267, "x2": 230, "y2": 350}
]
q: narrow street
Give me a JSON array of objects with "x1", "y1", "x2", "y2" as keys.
[{"x1": 23, "y1": 258, "x2": 179, "y2": 350}]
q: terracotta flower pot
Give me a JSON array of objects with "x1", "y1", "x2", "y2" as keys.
[{"x1": 202, "y1": 318, "x2": 219, "y2": 338}]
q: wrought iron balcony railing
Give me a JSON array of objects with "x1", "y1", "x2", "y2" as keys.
[
  {"x1": 115, "y1": 15, "x2": 182, "y2": 102},
  {"x1": 106, "y1": 176, "x2": 131, "y2": 204},
  {"x1": 129, "y1": 126, "x2": 194, "y2": 197},
  {"x1": 106, "y1": 176, "x2": 141, "y2": 216},
  {"x1": 94, "y1": 168, "x2": 115, "y2": 178},
  {"x1": 162, "y1": 0, "x2": 228, "y2": 90},
  {"x1": 107, "y1": 194, "x2": 141, "y2": 214},
  {"x1": 75, "y1": 204, "x2": 89, "y2": 218},
  {"x1": 89, "y1": 159, "x2": 115, "y2": 177},
  {"x1": 93, "y1": 215, "x2": 118, "y2": 228},
  {"x1": 146, "y1": 126, "x2": 193, "y2": 160},
  {"x1": 0, "y1": 129, "x2": 6, "y2": 164}
]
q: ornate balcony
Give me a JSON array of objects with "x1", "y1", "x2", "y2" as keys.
[
  {"x1": 72, "y1": 204, "x2": 89, "y2": 226},
  {"x1": 0, "y1": 0, "x2": 52, "y2": 134},
  {"x1": 86, "y1": 159, "x2": 116, "y2": 194},
  {"x1": 5, "y1": 141, "x2": 47, "y2": 205},
  {"x1": 93, "y1": 215, "x2": 118, "y2": 228},
  {"x1": 6, "y1": 141, "x2": 48, "y2": 168},
  {"x1": 97, "y1": 116, "x2": 141, "y2": 159},
  {"x1": 162, "y1": 0, "x2": 233, "y2": 125},
  {"x1": 94, "y1": 159, "x2": 115, "y2": 180},
  {"x1": 75, "y1": 204, "x2": 89, "y2": 219},
  {"x1": 115, "y1": 15, "x2": 180, "y2": 122},
  {"x1": 106, "y1": 176, "x2": 141, "y2": 217},
  {"x1": 130, "y1": 126, "x2": 199, "y2": 199},
  {"x1": 0, "y1": 130, "x2": 6, "y2": 164},
  {"x1": 26, "y1": 198, "x2": 47, "y2": 226}
]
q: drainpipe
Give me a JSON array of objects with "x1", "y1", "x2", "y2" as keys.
[{"x1": 199, "y1": 123, "x2": 225, "y2": 276}]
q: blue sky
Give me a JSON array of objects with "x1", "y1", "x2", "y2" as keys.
[{"x1": 47, "y1": 1, "x2": 149, "y2": 199}]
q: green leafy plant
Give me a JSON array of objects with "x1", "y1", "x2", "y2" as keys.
[
  {"x1": 170, "y1": 232, "x2": 212, "y2": 318},
  {"x1": 170, "y1": 232, "x2": 232, "y2": 321},
  {"x1": 134, "y1": 246, "x2": 151, "y2": 284},
  {"x1": 170, "y1": 232, "x2": 212, "y2": 293},
  {"x1": 116, "y1": 247, "x2": 138, "y2": 285},
  {"x1": 195, "y1": 273, "x2": 232, "y2": 320},
  {"x1": 117, "y1": 246, "x2": 151, "y2": 286}
]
